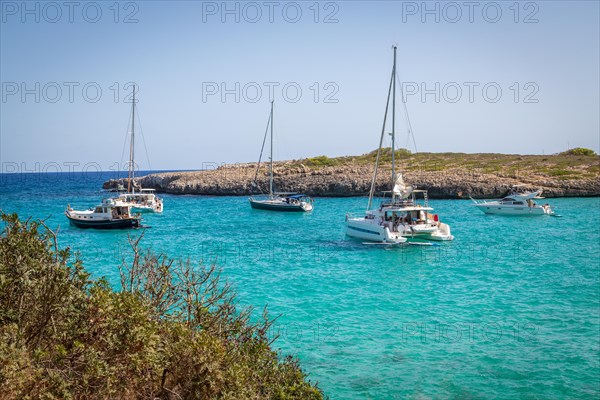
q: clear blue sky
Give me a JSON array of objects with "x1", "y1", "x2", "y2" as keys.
[{"x1": 1, "y1": 0, "x2": 599, "y2": 171}]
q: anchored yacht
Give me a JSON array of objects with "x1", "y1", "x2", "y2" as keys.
[
  {"x1": 113, "y1": 85, "x2": 164, "y2": 213},
  {"x1": 346, "y1": 177, "x2": 454, "y2": 243},
  {"x1": 65, "y1": 198, "x2": 141, "y2": 229},
  {"x1": 250, "y1": 193, "x2": 314, "y2": 212},
  {"x1": 249, "y1": 101, "x2": 314, "y2": 212},
  {"x1": 344, "y1": 46, "x2": 454, "y2": 244},
  {"x1": 472, "y1": 188, "x2": 554, "y2": 216},
  {"x1": 116, "y1": 188, "x2": 163, "y2": 213}
]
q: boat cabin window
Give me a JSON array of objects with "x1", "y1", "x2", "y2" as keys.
[
  {"x1": 513, "y1": 201, "x2": 524, "y2": 205},
  {"x1": 94, "y1": 207, "x2": 103, "y2": 213}
]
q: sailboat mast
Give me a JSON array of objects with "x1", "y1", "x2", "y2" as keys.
[
  {"x1": 367, "y1": 50, "x2": 395, "y2": 211},
  {"x1": 128, "y1": 85, "x2": 136, "y2": 194},
  {"x1": 391, "y1": 45, "x2": 397, "y2": 201},
  {"x1": 269, "y1": 101, "x2": 274, "y2": 197}
]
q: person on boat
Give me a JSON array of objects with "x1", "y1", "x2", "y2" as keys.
[{"x1": 391, "y1": 213, "x2": 399, "y2": 230}]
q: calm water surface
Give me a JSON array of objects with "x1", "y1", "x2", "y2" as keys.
[{"x1": 1, "y1": 172, "x2": 599, "y2": 399}]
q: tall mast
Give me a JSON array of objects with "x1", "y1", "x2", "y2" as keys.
[
  {"x1": 367, "y1": 48, "x2": 395, "y2": 211},
  {"x1": 128, "y1": 85, "x2": 136, "y2": 194},
  {"x1": 391, "y1": 45, "x2": 397, "y2": 201},
  {"x1": 269, "y1": 100, "x2": 274, "y2": 197}
]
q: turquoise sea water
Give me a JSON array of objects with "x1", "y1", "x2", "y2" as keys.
[{"x1": 1, "y1": 172, "x2": 599, "y2": 399}]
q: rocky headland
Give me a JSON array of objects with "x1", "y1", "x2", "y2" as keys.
[{"x1": 103, "y1": 151, "x2": 600, "y2": 198}]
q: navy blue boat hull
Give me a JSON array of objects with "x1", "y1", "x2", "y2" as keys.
[
  {"x1": 249, "y1": 199, "x2": 309, "y2": 212},
  {"x1": 67, "y1": 216, "x2": 140, "y2": 229}
]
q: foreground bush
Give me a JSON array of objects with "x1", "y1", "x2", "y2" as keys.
[{"x1": 0, "y1": 212, "x2": 323, "y2": 399}]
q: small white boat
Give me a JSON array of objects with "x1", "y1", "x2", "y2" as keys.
[
  {"x1": 472, "y1": 188, "x2": 554, "y2": 216},
  {"x1": 65, "y1": 198, "x2": 141, "y2": 229},
  {"x1": 113, "y1": 85, "x2": 163, "y2": 213},
  {"x1": 344, "y1": 46, "x2": 453, "y2": 244}
]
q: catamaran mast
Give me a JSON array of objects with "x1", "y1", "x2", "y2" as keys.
[
  {"x1": 367, "y1": 48, "x2": 396, "y2": 211},
  {"x1": 269, "y1": 100, "x2": 274, "y2": 197},
  {"x1": 391, "y1": 45, "x2": 397, "y2": 201},
  {"x1": 128, "y1": 85, "x2": 136, "y2": 194}
]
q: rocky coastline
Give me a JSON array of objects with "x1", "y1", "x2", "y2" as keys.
[{"x1": 103, "y1": 155, "x2": 600, "y2": 199}]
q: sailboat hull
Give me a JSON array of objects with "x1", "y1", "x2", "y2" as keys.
[
  {"x1": 345, "y1": 217, "x2": 406, "y2": 243},
  {"x1": 346, "y1": 213, "x2": 453, "y2": 242},
  {"x1": 249, "y1": 198, "x2": 312, "y2": 212},
  {"x1": 66, "y1": 215, "x2": 140, "y2": 229}
]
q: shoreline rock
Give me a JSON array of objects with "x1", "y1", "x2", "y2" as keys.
[{"x1": 103, "y1": 160, "x2": 600, "y2": 198}]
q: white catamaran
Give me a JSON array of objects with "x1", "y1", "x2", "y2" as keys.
[
  {"x1": 249, "y1": 101, "x2": 314, "y2": 212},
  {"x1": 114, "y1": 85, "x2": 163, "y2": 213},
  {"x1": 345, "y1": 46, "x2": 454, "y2": 244}
]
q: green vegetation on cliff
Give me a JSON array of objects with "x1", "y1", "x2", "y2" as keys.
[
  {"x1": 0, "y1": 212, "x2": 322, "y2": 399},
  {"x1": 295, "y1": 148, "x2": 599, "y2": 181},
  {"x1": 103, "y1": 148, "x2": 599, "y2": 198},
  {"x1": 560, "y1": 147, "x2": 597, "y2": 156}
]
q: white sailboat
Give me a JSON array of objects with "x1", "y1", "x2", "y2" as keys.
[
  {"x1": 249, "y1": 101, "x2": 314, "y2": 212},
  {"x1": 345, "y1": 46, "x2": 454, "y2": 243},
  {"x1": 114, "y1": 85, "x2": 163, "y2": 213}
]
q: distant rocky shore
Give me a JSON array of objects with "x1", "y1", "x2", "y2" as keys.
[{"x1": 103, "y1": 155, "x2": 600, "y2": 198}]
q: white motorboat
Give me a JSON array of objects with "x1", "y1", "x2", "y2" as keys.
[
  {"x1": 472, "y1": 187, "x2": 554, "y2": 216},
  {"x1": 113, "y1": 85, "x2": 164, "y2": 213},
  {"x1": 344, "y1": 46, "x2": 454, "y2": 243},
  {"x1": 249, "y1": 101, "x2": 314, "y2": 212}
]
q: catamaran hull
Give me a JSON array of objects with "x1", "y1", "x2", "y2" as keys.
[
  {"x1": 413, "y1": 231, "x2": 454, "y2": 241},
  {"x1": 66, "y1": 216, "x2": 140, "y2": 229},
  {"x1": 407, "y1": 222, "x2": 454, "y2": 241},
  {"x1": 345, "y1": 219, "x2": 406, "y2": 243},
  {"x1": 346, "y1": 218, "x2": 453, "y2": 242},
  {"x1": 249, "y1": 200, "x2": 312, "y2": 212}
]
